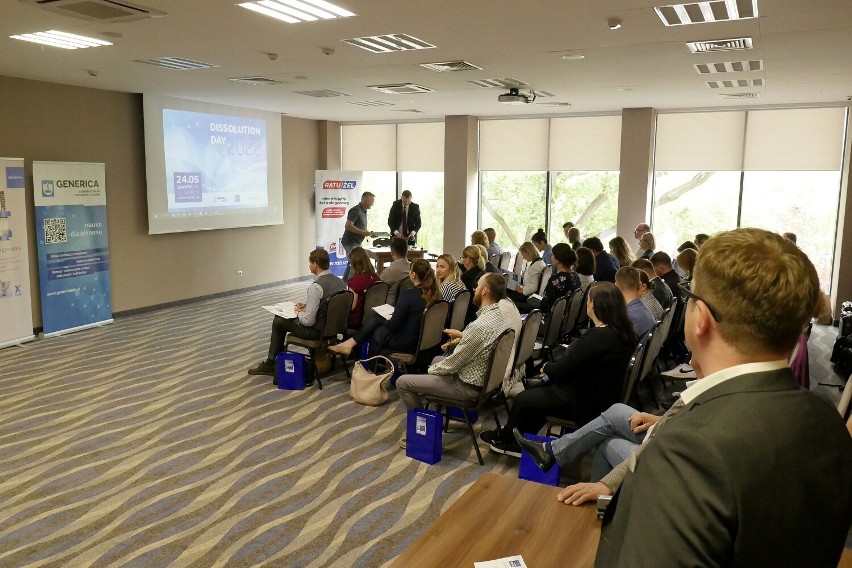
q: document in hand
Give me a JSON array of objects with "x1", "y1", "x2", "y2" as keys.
[
  {"x1": 262, "y1": 302, "x2": 297, "y2": 319},
  {"x1": 372, "y1": 304, "x2": 395, "y2": 320}
]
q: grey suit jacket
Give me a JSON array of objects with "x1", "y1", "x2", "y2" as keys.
[
  {"x1": 381, "y1": 259, "x2": 410, "y2": 304},
  {"x1": 596, "y1": 368, "x2": 852, "y2": 568}
]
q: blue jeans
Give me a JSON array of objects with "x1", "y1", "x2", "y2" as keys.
[{"x1": 549, "y1": 403, "x2": 647, "y2": 481}]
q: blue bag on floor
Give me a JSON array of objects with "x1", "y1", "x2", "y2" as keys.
[
  {"x1": 275, "y1": 352, "x2": 307, "y2": 390},
  {"x1": 518, "y1": 433, "x2": 560, "y2": 486},
  {"x1": 406, "y1": 408, "x2": 442, "y2": 464}
]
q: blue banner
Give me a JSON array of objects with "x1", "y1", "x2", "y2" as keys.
[{"x1": 33, "y1": 162, "x2": 112, "y2": 336}]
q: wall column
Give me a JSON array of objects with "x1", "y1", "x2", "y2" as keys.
[
  {"x1": 444, "y1": 115, "x2": 479, "y2": 255},
  {"x1": 830, "y1": 106, "x2": 852, "y2": 320},
  {"x1": 617, "y1": 108, "x2": 656, "y2": 239},
  {"x1": 318, "y1": 120, "x2": 341, "y2": 170}
]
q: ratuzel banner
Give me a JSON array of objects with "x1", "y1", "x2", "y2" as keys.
[
  {"x1": 0, "y1": 157, "x2": 35, "y2": 348},
  {"x1": 33, "y1": 161, "x2": 113, "y2": 336},
  {"x1": 314, "y1": 170, "x2": 362, "y2": 277}
]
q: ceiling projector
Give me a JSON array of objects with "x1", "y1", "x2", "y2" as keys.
[{"x1": 498, "y1": 87, "x2": 534, "y2": 104}]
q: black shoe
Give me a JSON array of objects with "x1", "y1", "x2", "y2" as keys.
[
  {"x1": 479, "y1": 429, "x2": 501, "y2": 446},
  {"x1": 487, "y1": 438, "x2": 522, "y2": 458},
  {"x1": 248, "y1": 360, "x2": 275, "y2": 376},
  {"x1": 513, "y1": 427, "x2": 555, "y2": 472},
  {"x1": 524, "y1": 377, "x2": 547, "y2": 389}
]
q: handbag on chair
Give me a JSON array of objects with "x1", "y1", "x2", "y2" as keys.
[{"x1": 350, "y1": 355, "x2": 395, "y2": 406}]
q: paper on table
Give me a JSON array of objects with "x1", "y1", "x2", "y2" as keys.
[
  {"x1": 373, "y1": 304, "x2": 395, "y2": 320},
  {"x1": 474, "y1": 555, "x2": 527, "y2": 568},
  {"x1": 262, "y1": 301, "x2": 297, "y2": 319}
]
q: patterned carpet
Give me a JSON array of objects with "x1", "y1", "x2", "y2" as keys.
[{"x1": 0, "y1": 282, "x2": 518, "y2": 568}]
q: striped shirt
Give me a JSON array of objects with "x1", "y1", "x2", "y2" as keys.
[
  {"x1": 428, "y1": 303, "x2": 511, "y2": 387},
  {"x1": 440, "y1": 279, "x2": 466, "y2": 302}
]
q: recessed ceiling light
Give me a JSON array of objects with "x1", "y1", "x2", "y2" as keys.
[
  {"x1": 238, "y1": 0, "x2": 355, "y2": 24},
  {"x1": 608, "y1": 19, "x2": 622, "y2": 30},
  {"x1": 134, "y1": 57, "x2": 219, "y2": 70},
  {"x1": 655, "y1": 0, "x2": 758, "y2": 26},
  {"x1": 562, "y1": 54, "x2": 585, "y2": 61},
  {"x1": 10, "y1": 30, "x2": 112, "y2": 50}
]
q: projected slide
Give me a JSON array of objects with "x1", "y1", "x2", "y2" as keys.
[{"x1": 163, "y1": 109, "x2": 268, "y2": 213}]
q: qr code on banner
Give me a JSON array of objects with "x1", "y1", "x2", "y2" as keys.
[{"x1": 44, "y1": 217, "x2": 68, "y2": 244}]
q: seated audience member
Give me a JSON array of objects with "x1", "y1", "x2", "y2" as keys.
[
  {"x1": 694, "y1": 232, "x2": 710, "y2": 248},
  {"x1": 532, "y1": 228, "x2": 553, "y2": 265},
  {"x1": 395, "y1": 273, "x2": 512, "y2": 423},
  {"x1": 562, "y1": 221, "x2": 575, "y2": 240},
  {"x1": 633, "y1": 223, "x2": 650, "y2": 255},
  {"x1": 329, "y1": 259, "x2": 438, "y2": 358},
  {"x1": 678, "y1": 240, "x2": 697, "y2": 252},
  {"x1": 435, "y1": 253, "x2": 466, "y2": 301},
  {"x1": 381, "y1": 237, "x2": 411, "y2": 304},
  {"x1": 676, "y1": 247, "x2": 698, "y2": 283},
  {"x1": 582, "y1": 237, "x2": 620, "y2": 283},
  {"x1": 470, "y1": 230, "x2": 489, "y2": 250},
  {"x1": 475, "y1": 244, "x2": 499, "y2": 273},
  {"x1": 538, "y1": 243, "x2": 581, "y2": 313},
  {"x1": 460, "y1": 245, "x2": 485, "y2": 291},
  {"x1": 567, "y1": 226, "x2": 582, "y2": 250},
  {"x1": 783, "y1": 231, "x2": 797, "y2": 244},
  {"x1": 575, "y1": 247, "x2": 596, "y2": 289},
  {"x1": 637, "y1": 232, "x2": 655, "y2": 260},
  {"x1": 484, "y1": 227, "x2": 503, "y2": 258},
  {"x1": 480, "y1": 283, "x2": 636, "y2": 456},
  {"x1": 650, "y1": 251, "x2": 682, "y2": 297},
  {"x1": 345, "y1": 247, "x2": 381, "y2": 327},
  {"x1": 632, "y1": 258, "x2": 672, "y2": 309},
  {"x1": 595, "y1": 228, "x2": 852, "y2": 567},
  {"x1": 672, "y1": 240, "x2": 697, "y2": 277},
  {"x1": 615, "y1": 267, "x2": 656, "y2": 338},
  {"x1": 608, "y1": 236, "x2": 636, "y2": 267},
  {"x1": 637, "y1": 268, "x2": 664, "y2": 321},
  {"x1": 506, "y1": 241, "x2": 545, "y2": 308},
  {"x1": 248, "y1": 249, "x2": 345, "y2": 377}
]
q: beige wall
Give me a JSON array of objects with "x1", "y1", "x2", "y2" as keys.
[
  {"x1": 443, "y1": 115, "x2": 479, "y2": 255},
  {"x1": 0, "y1": 76, "x2": 318, "y2": 326},
  {"x1": 617, "y1": 108, "x2": 656, "y2": 239}
]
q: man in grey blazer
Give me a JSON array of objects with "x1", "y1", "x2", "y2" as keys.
[
  {"x1": 380, "y1": 237, "x2": 411, "y2": 304},
  {"x1": 596, "y1": 228, "x2": 852, "y2": 567}
]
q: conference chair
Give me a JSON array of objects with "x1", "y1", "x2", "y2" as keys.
[
  {"x1": 532, "y1": 295, "x2": 568, "y2": 363},
  {"x1": 636, "y1": 321, "x2": 667, "y2": 407},
  {"x1": 498, "y1": 251, "x2": 512, "y2": 271},
  {"x1": 386, "y1": 300, "x2": 450, "y2": 374},
  {"x1": 537, "y1": 264, "x2": 553, "y2": 296},
  {"x1": 838, "y1": 373, "x2": 852, "y2": 420},
  {"x1": 514, "y1": 310, "x2": 543, "y2": 389},
  {"x1": 284, "y1": 289, "x2": 353, "y2": 390},
  {"x1": 423, "y1": 328, "x2": 515, "y2": 465},
  {"x1": 561, "y1": 285, "x2": 590, "y2": 342},
  {"x1": 512, "y1": 252, "x2": 525, "y2": 275},
  {"x1": 346, "y1": 280, "x2": 389, "y2": 336},
  {"x1": 447, "y1": 289, "x2": 471, "y2": 332}
]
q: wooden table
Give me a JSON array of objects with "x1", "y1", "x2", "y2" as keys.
[
  {"x1": 367, "y1": 247, "x2": 427, "y2": 274},
  {"x1": 389, "y1": 472, "x2": 601, "y2": 567}
]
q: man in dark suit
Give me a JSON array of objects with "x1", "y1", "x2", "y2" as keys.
[
  {"x1": 582, "y1": 237, "x2": 619, "y2": 283},
  {"x1": 595, "y1": 228, "x2": 852, "y2": 567},
  {"x1": 387, "y1": 190, "x2": 421, "y2": 246}
]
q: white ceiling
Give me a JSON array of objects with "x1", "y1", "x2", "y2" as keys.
[{"x1": 2, "y1": 0, "x2": 850, "y2": 123}]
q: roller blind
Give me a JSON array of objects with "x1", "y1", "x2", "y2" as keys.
[
  {"x1": 549, "y1": 116, "x2": 622, "y2": 170},
  {"x1": 743, "y1": 107, "x2": 847, "y2": 171},
  {"x1": 397, "y1": 122, "x2": 444, "y2": 171},
  {"x1": 341, "y1": 124, "x2": 396, "y2": 171},
  {"x1": 655, "y1": 112, "x2": 746, "y2": 171},
  {"x1": 479, "y1": 118, "x2": 549, "y2": 170}
]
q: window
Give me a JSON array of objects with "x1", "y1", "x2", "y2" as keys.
[
  {"x1": 550, "y1": 171, "x2": 620, "y2": 245},
  {"x1": 480, "y1": 171, "x2": 546, "y2": 251},
  {"x1": 361, "y1": 171, "x2": 396, "y2": 242},
  {"x1": 400, "y1": 171, "x2": 444, "y2": 253}
]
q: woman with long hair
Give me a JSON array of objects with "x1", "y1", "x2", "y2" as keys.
[
  {"x1": 538, "y1": 243, "x2": 580, "y2": 313},
  {"x1": 676, "y1": 248, "x2": 698, "y2": 283},
  {"x1": 568, "y1": 226, "x2": 582, "y2": 251},
  {"x1": 638, "y1": 232, "x2": 656, "y2": 260},
  {"x1": 460, "y1": 245, "x2": 486, "y2": 291},
  {"x1": 480, "y1": 282, "x2": 637, "y2": 456},
  {"x1": 637, "y1": 268, "x2": 663, "y2": 321},
  {"x1": 346, "y1": 247, "x2": 381, "y2": 327},
  {"x1": 532, "y1": 229, "x2": 553, "y2": 265},
  {"x1": 435, "y1": 253, "x2": 466, "y2": 301},
  {"x1": 507, "y1": 241, "x2": 545, "y2": 308},
  {"x1": 575, "y1": 246, "x2": 596, "y2": 289},
  {"x1": 330, "y1": 259, "x2": 439, "y2": 358},
  {"x1": 609, "y1": 236, "x2": 636, "y2": 268}
]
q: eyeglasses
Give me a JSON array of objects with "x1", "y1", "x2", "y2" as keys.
[{"x1": 678, "y1": 282, "x2": 722, "y2": 322}]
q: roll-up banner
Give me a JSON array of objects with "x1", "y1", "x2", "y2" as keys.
[
  {"x1": 314, "y1": 170, "x2": 362, "y2": 277},
  {"x1": 33, "y1": 161, "x2": 113, "y2": 337},
  {"x1": 0, "y1": 158, "x2": 35, "y2": 349}
]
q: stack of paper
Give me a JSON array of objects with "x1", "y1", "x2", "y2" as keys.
[{"x1": 262, "y1": 302, "x2": 297, "y2": 319}]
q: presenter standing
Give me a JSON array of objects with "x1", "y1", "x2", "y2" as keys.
[
  {"x1": 341, "y1": 191, "x2": 375, "y2": 282},
  {"x1": 387, "y1": 190, "x2": 421, "y2": 246}
]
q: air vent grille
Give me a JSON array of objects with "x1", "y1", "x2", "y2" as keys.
[
  {"x1": 135, "y1": 57, "x2": 218, "y2": 70},
  {"x1": 369, "y1": 83, "x2": 433, "y2": 94},
  {"x1": 229, "y1": 76, "x2": 284, "y2": 86},
  {"x1": 707, "y1": 78, "x2": 764, "y2": 88},
  {"x1": 719, "y1": 92, "x2": 759, "y2": 99},
  {"x1": 467, "y1": 78, "x2": 528, "y2": 88},
  {"x1": 348, "y1": 100, "x2": 395, "y2": 107},
  {"x1": 22, "y1": 0, "x2": 165, "y2": 22},
  {"x1": 687, "y1": 37, "x2": 753, "y2": 53},
  {"x1": 655, "y1": 0, "x2": 758, "y2": 26},
  {"x1": 295, "y1": 89, "x2": 350, "y2": 97},
  {"x1": 343, "y1": 33, "x2": 435, "y2": 53},
  {"x1": 694, "y1": 60, "x2": 763, "y2": 74},
  {"x1": 420, "y1": 60, "x2": 482, "y2": 72},
  {"x1": 538, "y1": 101, "x2": 573, "y2": 107},
  {"x1": 391, "y1": 109, "x2": 425, "y2": 113}
]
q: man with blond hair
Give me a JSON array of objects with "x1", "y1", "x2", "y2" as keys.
[{"x1": 596, "y1": 228, "x2": 852, "y2": 567}]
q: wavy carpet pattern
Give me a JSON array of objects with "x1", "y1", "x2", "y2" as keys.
[{"x1": 0, "y1": 282, "x2": 517, "y2": 568}]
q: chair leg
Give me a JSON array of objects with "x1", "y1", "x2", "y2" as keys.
[
  {"x1": 308, "y1": 348, "x2": 323, "y2": 390},
  {"x1": 462, "y1": 411, "x2": 484, "y2": 466}
]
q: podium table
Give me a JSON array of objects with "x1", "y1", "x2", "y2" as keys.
[
  {"x1": 389, "y1": 472, "x2": 600, "y2": 567},
  {"x1": 367, "y1": 247, "x2": 427, "y2": 274}
]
